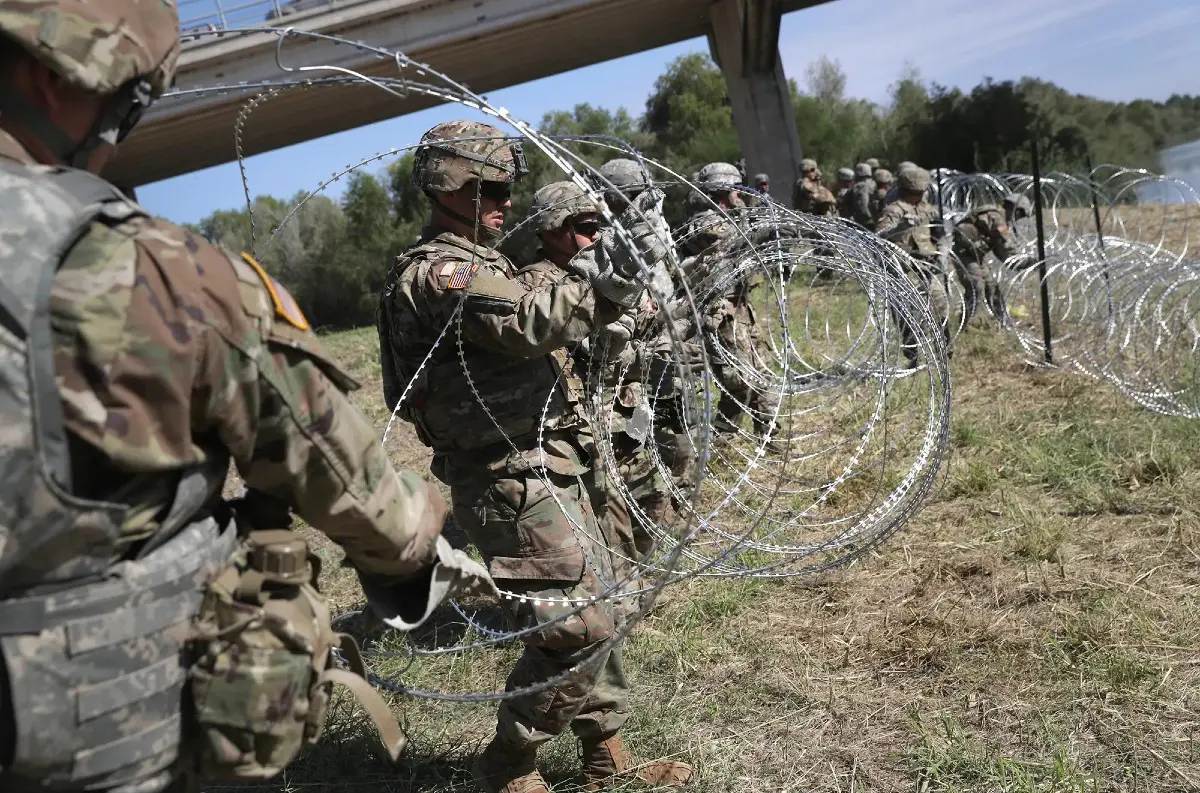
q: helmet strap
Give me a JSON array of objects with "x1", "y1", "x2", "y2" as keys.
[
  {"x1": 432, "y1": 193, "x2": 502, "y2": 243},
  {"x1": 0, "y1": 80, "x2": 150, "y2": 170}
]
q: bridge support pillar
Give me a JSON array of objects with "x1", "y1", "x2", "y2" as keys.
[{"x1": 708, "y1": 0, "x2": 803, "y2": 198}]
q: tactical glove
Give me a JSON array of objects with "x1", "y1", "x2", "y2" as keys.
[{"x1": 357, "y1": 535, "x2": 498, "y2": 632}]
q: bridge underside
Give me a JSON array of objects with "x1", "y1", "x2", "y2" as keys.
[{"x1": 104, "y1": 0, "x2": 828, "y2": 188}]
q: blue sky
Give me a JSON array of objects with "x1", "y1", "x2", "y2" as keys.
[{"x1": 143, "y1": 0, "x2": 1200, "y2": 224}]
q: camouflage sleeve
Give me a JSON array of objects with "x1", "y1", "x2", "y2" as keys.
[
  {"x1": 874, "y1": 203, "x2": 906, "y2": 238},
  {"x1": 422, "y1": 258, "x2": 620, "y2": 358},
  {"x1": 53, "y1": 220, "x2": 443, "y2": 579},
  {"x1": 853, "y1": 184, "x2": 873, "y2": 222},
  {"x1": 985, "y1": 213, "x2": 1018, "y2": 260}
]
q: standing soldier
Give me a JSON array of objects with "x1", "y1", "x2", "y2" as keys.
[
  {"x1": 518, "y1": 181, "x2": 686, "y2": 560},
  {"x1": 376, "y1": 126, "x2": 691, "y2": 793},
  {"x1": 876, "y1": 167, "x2": 951, "y2": 366},
  {"x1": 792, "y1": 158, "x2": 837, "y2": 216},
  {"x1": 842, "y1": 163, "x2": 876, "y2": 228},
  {"x1": 833, "y1": 166, "x2": 855, "y2": 207},
  {"x1": 871, "y1": 168, "x2": 894, "y2": 222},
  {"x1": 950, "y1": 194, "x2": 1032, "y2": 325},
  {"x1": 753, "y1": 172, "x2": 771, "y2": 202},
  {"x1": 0, "y1": 3, "x2": 473, "y2": 792},
  {"x1": 682, "y1": 164, "x2": 782, "y2": 437}
]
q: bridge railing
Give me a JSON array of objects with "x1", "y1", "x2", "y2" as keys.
[{"x1": 179, "y1": 0, "x2": 361, "y2": 35}]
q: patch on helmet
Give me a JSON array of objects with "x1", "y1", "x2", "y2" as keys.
[
  {"x1": 240, "y1": 252, "x2": 310, "y2": 331},
  {"x1": 446, "y1": 261, "x2": 480, "y2": 290}
]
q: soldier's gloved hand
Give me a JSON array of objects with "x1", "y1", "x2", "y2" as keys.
[
  {"x1": 1006, "y1": 254, "x2": 1038, "y2": 271},
  {"x1": 565, "y1": 241, "x2": 645, "y2": 308},
  {"x1": 598, "y1": 310, "x2": 637, "y2": 346},
  {"x1": 356, "y1": 536, "x2": 498, "y2": 632},
  {"x1": 608, "y1": 187, "x2": 670, "y2": 277}
]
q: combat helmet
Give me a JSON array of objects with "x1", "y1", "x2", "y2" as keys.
[
  {"x1": 854, "y1": 163, "x2": 873, "y2": 179},
  {"x1": 897, "y1": 167, "x2": 931, "y2": 193},
  {"x1": 1003, "y1": 193, "x2": 1033, "y2": 217},
  {"x1": 896, "y1": 160, "x2": 918, "y2": 173},
  {"x1": 529, "y1": 181, "x2": 602, "y2": 232},
  {"x1": 800, "y1": 158, "x2": 819, "y2": 174},
  {"x1": 873, "y1": 168, "x2": 893, "y2": 185},
  {"x1": 411, "y1": 120, "x2": 528, "y2": 194},
  {"x1": 865, "y1": 157, "x2": 880, "y2": 170},
  {"x1": 696, "y1": 161, "x2": 742, "y2": 192},
  {"x1": 753, "y1": 173, "x2": 769, "y2": 187},
  {"x1": 0, "y1": 0, "x2": 182, "y2": 166},
  {"x1": 836, "y1": 167, "x2": 854, "y2": 182},
  {"x1": 597, "y1": 158, "x2": 650, "y2": 197}
]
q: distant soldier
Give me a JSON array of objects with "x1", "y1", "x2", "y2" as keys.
[
  {"x1": 793, "y1": 158, "x2": 837, "y2": 216},
  {"x1": 865, "y1": 157, "x2": 880, "y2": 170},
  {"x1": 833, "y1": 166, "x2": 855, "y2": 205},
  {"x1": 744, "y1": 172, "x2": 771, "y2": 207},
  {"x1": 876, "y1": 167, "x2": 950, "y2": 366},
  {"x1": 950, "y1": 193, "x2": 1032, "y2": 325},
  {"x1": 840, "y1": 163, "x2": 875, "y2": 227},
  {"x1": 871, "y1": 168, "x2": 894, "y2": 222}
]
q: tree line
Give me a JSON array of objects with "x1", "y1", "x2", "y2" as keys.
[{"x1": 189, "y1": 55, "x2": 1200, "y2": 329}]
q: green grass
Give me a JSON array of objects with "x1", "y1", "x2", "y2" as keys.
[{"x1": 213, "y1": 318, "x2": 1200, "y2": 793}]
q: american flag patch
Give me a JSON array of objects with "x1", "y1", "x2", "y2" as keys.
[{"x1": 446, "y1": 262, "x2": 479, "y2": 290}]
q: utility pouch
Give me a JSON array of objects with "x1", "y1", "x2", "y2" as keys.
[{"x1": 188, "y1": 529, "x2": 405, "y2": 780}]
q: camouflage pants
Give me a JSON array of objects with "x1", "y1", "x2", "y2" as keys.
[
  {"x1": 451, "y1": 467, "x2": 631, "y2": 751},
  {"x1": 952, "y1": 253, "x2": 1006, "y2": 326},
  {"x1": 893, "y1": 260, "x2": 952, "y2": 365},
  {"x1": 612, "y1": 433, "x2": 671, "y2": 558}
]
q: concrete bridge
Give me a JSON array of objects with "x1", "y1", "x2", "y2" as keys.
[{"x1": 104, "y1": 0, "x2": 830, "y2": 192}]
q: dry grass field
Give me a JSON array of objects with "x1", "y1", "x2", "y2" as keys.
[{"x1": 211, "y1": 306, "x2": 1200, "y2": 793}]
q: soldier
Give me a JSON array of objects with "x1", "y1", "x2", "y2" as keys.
[
  {"x1": 949, "y1": 194, "x2": 1032, "y2": 325},
  {"x1": 518, "y1": 181, "x2": 686, "y2": 560},
  {"x1": 865, "y1": 157, "x2": 880, "y2": 170},
  {"x1": 376, "y1": 126, "x2": 691, "y2": 793},
  {"x1": 833, "y1": 166, "x2": 855, "y2": 205},
  {"x1": 871, "y1": 168, "x2": 893, "y2": 222},
  {"x1": 876, "y1": 167, "x2": 950, "y2": 366},
  {"x1": 682, "y1": 164, "x2": 782, "y2": 437},
  {"x1": 793, "y1": 158, "x2": 837, "y2": 216},
  {"x1": 840, "y1": 163, "x2": 875, "y2": 228},
  {"x1": 0, "y1": 3, "x2": 472, "y2": 792},
  {"x1": 597, "y1": 158, "x2": 699, "y2": 515},
  {"x1": 753, "y1": 172, "x2": 770, "y2": 200}
]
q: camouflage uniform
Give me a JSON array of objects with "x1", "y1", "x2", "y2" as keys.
[
  {"x1": 876, "y1": 168, "x2": 950, "y2": 364},
  {"x1": 793, "y1": 158, "x2": 837, "y2": 217},
  {"x1": 0, "y1": 4, "x2": 447, "y2": 787},
  {"x1": 871, "y1": 168, "x2": 893, "y2": 224},
  {"x1": 842, "y1": 164, "x2": 875, "y2": 228},
  {"x1": 833, "y1": 166, "x2": 855, "y2": 209},
  {"x1": 951, "y1": 206, "x2": 1017, "y2": 324},
  {"x1": 683, "y1": 167, "x2": 781, "y2": 436},
  {"x1": 379, "y1": 142, "x2": 688, "y2": 793}
]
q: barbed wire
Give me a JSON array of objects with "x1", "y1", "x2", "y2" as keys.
[{"x1": 166, "y1": 25, "x2": 951, "y2": 703}]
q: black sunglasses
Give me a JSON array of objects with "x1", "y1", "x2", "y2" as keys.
[
  {"x1": 479, "y1": 181, "x2": 512, "y2": 202},
  {"x1": 572, "y1": 219, "x2": 601, "y2": 237}
]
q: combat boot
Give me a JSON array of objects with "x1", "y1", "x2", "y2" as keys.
[
  {"x1": 579, "y1": 734, "x2": 693, "y2": 790},
  {"x1": 472, "y1": 739, "x2": 550, "y2": 793}
]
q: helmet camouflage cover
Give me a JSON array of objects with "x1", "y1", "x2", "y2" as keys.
[
  {"x1": 800, "y1": 157, "x2": 818, "y2": 173},
  {"x1": 836, "y1": 167, "x2": 854, "y2": 181},
  {"x1": 855, "y1": 163, "x2": 873, "y2": 179},
  {"x1": 1004, "y1": 193, "x2": 1032, "y2": 215},
  {"x1": 753, "y1": 173, "x2": 769, "y2": 186},
  {"x1": 597, "y1": 158, "x2": 650, "y2": 195},
  {"x1": 873, "y1": 168, "x2": 893, "y2": 184},
  {"x1": 865, "y1": 157, "x2": 880, "y2": 169},
  {"x1": 0, "y1": 0, "x2": 181, "y2": 97},
  {"x1": 696, "y1": 161, "x2": 742, "y2": 192},
  {"x1": 897, "y1": 167, "x2": 931, "y2": 193},
  {"x1": 411, "y1": 120, "x2": 528, "y2": 193},
  {"x1": 529, "y1": 180, "x2": 601, "y2": 232}
]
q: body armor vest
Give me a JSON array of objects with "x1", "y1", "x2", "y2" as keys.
[
  {"x1": 0, "y1": 161, "x2": 235, "y2": 792},
  {"x1": 381, "y1": 238, "x2": 584, "y2": 454}
]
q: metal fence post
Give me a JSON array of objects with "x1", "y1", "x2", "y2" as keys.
[{"x1": 1030, "y1": 135, "x2": 1053, "y2": 365}]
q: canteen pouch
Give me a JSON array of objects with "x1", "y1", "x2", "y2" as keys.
[{"x1": 188, "y1": 529, "x2": 405, "y2": 780}]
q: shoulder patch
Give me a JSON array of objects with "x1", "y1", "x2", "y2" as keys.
[
  {"x1": 447, "y1": 261, "x2": 480, "y2": 290},
  {"x1": 240, "y1": 252, "x2": 309, "y2": 331}
]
